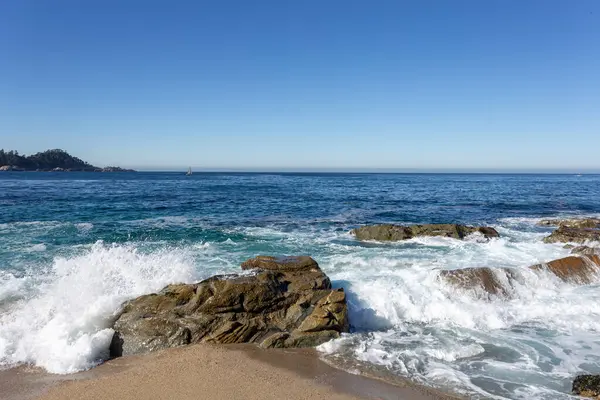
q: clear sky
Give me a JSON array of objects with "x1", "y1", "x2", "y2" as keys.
[{"x1": 1, "y1": 1, "x2": 599, "y2": 171}]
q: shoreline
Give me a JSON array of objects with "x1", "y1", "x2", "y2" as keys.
[{"x1": 1, "y1": 344, "x2": 461, "y2": 400}]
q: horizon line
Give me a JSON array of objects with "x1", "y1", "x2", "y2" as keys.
[{"x1": 130, "y1": 167, "x2": 600, "y2": 174}]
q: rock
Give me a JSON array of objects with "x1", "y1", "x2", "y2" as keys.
[
  {"x1": 110, "y1": 256, "x2": 349, "y2": 357},
  {"x1": 97, "y1": 166, "x2": 137, "y2": 172},
  {"x1": 0, "y1": 165, "x2": 24, "y2": 171},
  {"x1": 439, "y1": 255, "x2": 600, "y2": 296},
  {"x1": 351, "y1": 224, "x2": 499, "y2": 241},
  {"x1": 538, "y1": 218, "x2": 600, "y2": 229},
  {"x1": 573, "y1": 374, "x2": 600, "y2": 398},
  {"x1": 543, "y1": 226, "x2": 600, "y2": 244},
  {"x1": 541, "y1": 218, "x2": 600, "y2": 244},
  {"x1": 572, "y1": 246, "x2": 600, "y2": 256},
  {"x1": 530, "y1": 255, "x2": 600, "y2": 284},
  {"x1": 438, "y1": 267, "x2": 519, "y2": 297}
]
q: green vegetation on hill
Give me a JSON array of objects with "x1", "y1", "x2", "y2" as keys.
[{"x1": 0, "y1": 149, "x2": 134, "y2": 172}]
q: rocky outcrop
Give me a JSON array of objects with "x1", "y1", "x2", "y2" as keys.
[
  {"x1": 540, "y1": 218, "x2": 600, "y2": 245},
  {"x1": 530, "y1": 255, "x2": 600, "y2": 284},
  {"x1": 439, "y1": 255, "x2": 600, "y2": 296},
  {"x1": 572, "y1": 246, "x2": 600, "y2": 256},
  {"x1": 110, "y1": 256, "x2": 349, "y2": 357},
  {"x1": 538, "y1": 218, "x2": 600, "y2": 229},
  {"x1": 0, "y1": 165, "x2": 24, "y2": 171},
  {"x1": 573, "y1": 375, "x2": 600, "y2": 398},
  {"x1": 543, "y1": 226, "x2": 600, "y2": 244},
  {"x1": 351, "y1": 224, "x2": 499, "y2": 241},
  {"x1": 96, "y1": 166, "x2": 136, "y2": 172}
]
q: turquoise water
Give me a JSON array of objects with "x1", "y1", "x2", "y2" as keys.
[{"x1": 1, "y1": 172, "x2": 600, "y2": 399}]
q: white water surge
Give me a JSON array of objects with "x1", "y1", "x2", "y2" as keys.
[
  {"x1": 0, "y1": 217, "x2": 598, "y2": 399},
  {"x1": 318, "y1": 220, "x2": 599, "y2": 399},
  {"x1": 0, "y1": 241, "x2": 197, "y2": 373}
]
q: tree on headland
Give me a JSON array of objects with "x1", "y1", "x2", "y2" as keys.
[
  {"x1": 0, "y1": 149, "x2": 134, "y2": 171},
  {"x1": 26, "y1": 149, "x2": 95, "y2": 170}
]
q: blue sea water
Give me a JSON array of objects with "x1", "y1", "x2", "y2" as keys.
[{"x1": 1, "y1": 172, "x2": 600, "y2": 399}]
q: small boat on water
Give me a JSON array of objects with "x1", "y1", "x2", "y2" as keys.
[{"x1": 186, "y1": 167, "x2": 192, "y2": 176}]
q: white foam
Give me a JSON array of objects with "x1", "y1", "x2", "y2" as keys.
[
  {"x1": 26, "y1": 243, "x2": 47, "y2": 252},
  {"x1": 318, "y1": 222, "x2": 598, "y2": 398},
  {"x1": 75, "y1": 223, "x2": 93, "y2": 232},
  {"x1": 0, "y1": 241, "x2": 197, "y2": 374}
]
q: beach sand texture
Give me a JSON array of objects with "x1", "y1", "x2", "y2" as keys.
[{"x1": 2, "y1": 344, "x2": 456, "y2": 400}]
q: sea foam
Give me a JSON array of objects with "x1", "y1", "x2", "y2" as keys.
[
  {"x1": 0, "y1": 241, "x2": 196, "y2": 374},
  {"x1": 319, "y1": 224, "x2": 600, "y2": 399}
]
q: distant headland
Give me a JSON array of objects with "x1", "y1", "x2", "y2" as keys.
[{"x1": 0, "y1": 149, "x2": 136, "y2": 172}]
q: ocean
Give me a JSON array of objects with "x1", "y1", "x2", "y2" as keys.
[{"x1": 0, "y1": 172, "x2": 599, "y2": 399}]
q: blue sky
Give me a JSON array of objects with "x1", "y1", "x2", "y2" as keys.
[{"x1": 1, "y1": 1, "x2": 599, "y2": 171}]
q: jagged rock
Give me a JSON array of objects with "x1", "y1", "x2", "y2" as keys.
[
  {"x1": 538, "y1": 218, "x2": 600, "y2": 229},
  {"x1": 110, "y1": 256, "x2": 349, "y2": 357},
  {"x1": 351, "y1": 224, "x2": 499, "y2": 241},
  {"x1": 573, "y1": 374, "x2": 600, "y2": 398},
  {"x1": 439, "y1": 255, "x2": 600, "y2": 296},
  {"x1": 530, "y1": 255, "x2": 600, "y2": 284},
  {"x1": 543, "y1": 226, "x2": 600, "y2": 244},
  {"x1": 572, "y1": 246, "x2": 600, "y2": 256}
]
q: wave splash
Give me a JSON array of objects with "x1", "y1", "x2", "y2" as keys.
[
  {"x1": 0, "y1": 241, "x2": 196, "y2": 374},
  {"x1": 319, "y1": 230, "x2": 600, "y2": 399}
]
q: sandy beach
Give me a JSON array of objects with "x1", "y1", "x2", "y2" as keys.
[{"x1": 2, "y1": 344, "x2": 458, "y2": 400}]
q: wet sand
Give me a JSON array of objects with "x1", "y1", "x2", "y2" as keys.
[{"x1": 1, "y1": 344, "x2": 460, "y2": 400}]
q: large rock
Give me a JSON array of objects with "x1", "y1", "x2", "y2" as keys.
[
  {"x1": 538, "y1": 218, "x2": 600, "y2": 229},
  {"x1": 351, "y1": 224, "x2": 499, "y2": 241},
  {"x1": 573, "y1": 375, "x2": 600, "y2": 398},
  {"x1": 110, "y1": 256, "x2": 349, "y2": 357},
  {"x1": 439, "y1": 255, "x2": 600, "y2": 296},
  {"x1": 543, "y1": 226, "x2": 600, "y2": 244}
]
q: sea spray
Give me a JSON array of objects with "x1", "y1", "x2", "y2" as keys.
[{"x1": 0, "y1": 241, "x2": 197, "y2": 373}]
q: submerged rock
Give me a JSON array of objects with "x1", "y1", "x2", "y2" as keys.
[
  {"x1": 439, "y1": 255, "x2": 600, "y2": 296},
  {"x1": 543, "y1": 226, "x2": 600, "y2": 244},
  {"x1": 351, "y1": 224, "x2": 499, "y2": 241},
  {"x1": 438, "y1": 267, "x2": 519, "y2": 297},
  {"x1": 110, "y1": 256, "x2": 349, "y2": 357},
  {"x1": 573, "y1": 374, "x2": 600, "y2": 398}
]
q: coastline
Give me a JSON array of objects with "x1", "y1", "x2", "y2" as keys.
[{"x1": 2, "y1": 344, "x2": 461, "y2": 400}]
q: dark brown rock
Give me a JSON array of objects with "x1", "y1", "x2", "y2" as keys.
[
  {"x1": 573, "y1": 374, "x2": 600, "y2": 398},
  {"x1": 110, "y1": 256, "x2": 349, "y2": 357},
  {"x1": 351, "y1": 224, "x2": 499, "y2": 241}
]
